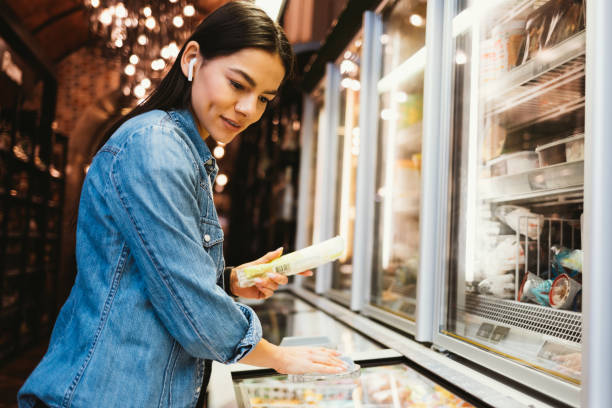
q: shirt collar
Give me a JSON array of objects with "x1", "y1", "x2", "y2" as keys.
[{"x1": 167, "y1": 109, "x2": 217, "y2": 175}]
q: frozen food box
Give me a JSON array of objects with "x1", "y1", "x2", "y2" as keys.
[
  {"x1": 485, "y1": 151, "x2": 539, "y2": 177},
  {"x1": 535, "y1": 134, "x2": 584, "y2": 167}
]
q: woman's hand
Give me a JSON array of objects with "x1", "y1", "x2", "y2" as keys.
[
  {"x1": 272, "y1": 346, "x2": 347, "y2": 375},
  {"x1": 239, "y1": 339, "x2": 347, "y2": 375},
  {"x1": 230, "y1": 247, "x2": 313, "y2": 299}
]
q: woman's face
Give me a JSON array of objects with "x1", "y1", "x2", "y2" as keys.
[{"x1": 185, "y1": 46, "x2": 285, "y2": 144}]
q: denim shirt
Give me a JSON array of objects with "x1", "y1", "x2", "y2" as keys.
[{"x1": 18, "y1": 109, "x2": 262, "y2": 408}]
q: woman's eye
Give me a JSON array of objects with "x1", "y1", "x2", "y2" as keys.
[
  {"x1": 230, "y1": 80, "x2": 244, "y2": 90},
  {"x1": 259, "y1": 96, "x2": 270, "y2": 104}
]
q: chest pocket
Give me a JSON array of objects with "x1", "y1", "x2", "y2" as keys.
[{"x1": 201, "y1": 217, "x2": 224, "y2": 277}]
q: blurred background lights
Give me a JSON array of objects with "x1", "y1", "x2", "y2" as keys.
[
  {"x1": 216, "y1": 173, "x2": 228, "y2": 187},
  {"x1": 213, "y1": 146, "x2": 225, "y2": 159}
]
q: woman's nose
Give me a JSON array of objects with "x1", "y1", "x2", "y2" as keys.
[{"x1": 235, "y1": 95, "x2": 257, "y2": 117}]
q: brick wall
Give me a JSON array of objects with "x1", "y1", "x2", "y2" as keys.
[{"x1": 54, "y1": 47, "x2": 121, "y2": 135}]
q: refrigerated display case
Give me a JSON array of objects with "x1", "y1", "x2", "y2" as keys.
[
  {"x1": 365, "y1": 0, "x2": 428, "y2": 325},
  {"x1": 232, "y1": 359, "x2": 478, "y2": 408},
  {"x1": 435, "y1": 0, "x2": 586, "y2": 405},
  {"x1": 326, "y1": 33, "x2": 364, "y2": 305}
]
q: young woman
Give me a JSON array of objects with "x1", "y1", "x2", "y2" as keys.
[{"x1": 18, "y1": 2, "x2": 345, "y2": 407}]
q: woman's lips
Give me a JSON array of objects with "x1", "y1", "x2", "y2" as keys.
[{"x1": 221, "y1": 116, "x2": 241, "y2": 130}]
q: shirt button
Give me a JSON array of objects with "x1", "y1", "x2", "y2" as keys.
[
  {"x1": 196, "y1": 387, "x2": 201, "y2": 393},
  {"x1": 204, "y1": 234, "x2": 211, "y2": 242},
  {"x1": 205, "y1": 159, "x2": 213, "y2": 166}
]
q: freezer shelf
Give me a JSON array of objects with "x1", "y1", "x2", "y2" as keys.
[
  {"x1": 483, "y1": 31, "x2": 585, "y2": 100},
  {"x1": 479, "y1": 160, "x2": 583, "y2": 202},
  {"x1": 233, "y1": 362, "x2": 476, "y2": 407}
]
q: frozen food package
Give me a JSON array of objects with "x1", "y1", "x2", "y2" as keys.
[
  {"x1": 481, "y1": 118, "x2": 507, "y2": 162},
  {"x1": 494, "y1": 205, "x2": 544, "y2": 239},
  {"x1": 491, "y1": 19, "x2": 526, "y2": 71},
  {"x1": 516, "y1": 1, "x2": 552, "y2": 65},
  {"x1": 480, "y1": 235, "x2": 525, "y2": 276},
  {"x1": 478, "y1": 273, "x2": 515, "y2": 299},
  {"x1": 565, "y1": 135, "x2": 584, "y2": 162},
  {"x1": 551, "y1": 245, "x2": 583, "y2": 274},
  {"x1": 487, "y1": 151, "x2": 539, "y2": 177},
  {"x1": 235, "y1": 236, "x2": 345, "y2": 287},
  {"x1": 546, "y1": 0, "x2": 585, "y2": 47},
  {"x1": 549, "y1": 274, "x2": 581, "y2": 309},
  {"x1": 529, "y1": 278, "x2": 554, "y2": 307},
  {"x1": 518, "y1": 272, "x2": 545, "y2": 302}
]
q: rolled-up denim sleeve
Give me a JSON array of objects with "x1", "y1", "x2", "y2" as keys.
[{"x1": 106, "y1": 126, "x2": 261, "y2": 363}]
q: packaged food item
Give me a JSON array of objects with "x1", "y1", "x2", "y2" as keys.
[
  {"x1": 551, "y1": 245, "x2": 583, "y2": 275},
  {"x1": 549, "y1": 273, "x2": 581, "y2": 309},
  {"x1": 518, "y1": 272, "x2": 545, "y2": 302},
  {"x1": 494, "y1": 205, "x2": 544, "y2": 239},
  {"x1": 530, "y1": 278, "x2": 554, "y2": 306},
  {"x1": 546, "y1": 0, "x2": 585, "y2": 48},
  {"x1": 565, "y1": 135, "x2": 584, "y2": 162},
  {"x1": 235, "y1": 236, "x2": 345, "y2": 287},
  {"x1": 517, "y1": 2, "x2": 552, "y2": 65},
  {"x1": 491, "y1": 19, "x2": 526, "y2": 71},
  {"x1": 480, "y1": 235, "x2": 525, "y2": 276},
  {"x1": 535, "y1": 134, "x2": 584, "y2": 166},
  {"x1": 478, "y1": 273, "x2": 515, "y2": 299},
  {"x1": 486, "y1": 151, "x2": 539, "y2": 177},
  {"x1": 481, "y1": 118, "x2": 507, "y2": 163}
]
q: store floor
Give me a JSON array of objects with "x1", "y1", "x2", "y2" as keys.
[{"x1": 0, "y1": 343, "x2": 47, "y2": 408}]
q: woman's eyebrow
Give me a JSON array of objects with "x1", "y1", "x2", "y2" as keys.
[{"x1": 229, "y1": 68, "x2": 277, "y2": 95}]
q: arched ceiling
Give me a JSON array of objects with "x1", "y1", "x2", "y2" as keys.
[{"x1": 3, "y1": 0, "x2": 230, "y2": 63}]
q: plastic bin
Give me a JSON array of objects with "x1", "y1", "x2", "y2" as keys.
[
  {"x1": 485, "y1": 151, "x2": 539, "y2": 177},
  {"x1": 535, "y1": 134, "x2": 584, "y2": 167}
]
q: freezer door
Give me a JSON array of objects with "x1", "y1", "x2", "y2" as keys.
[
  {"x1": 325, "y1": 32, "x2": 365, "y2": 305},
  {"x1": 367, "y1": 0, "x2": 428, "y2": 323},
  {"x1": 437, "y1": 0, "x2": 585, "y2": 405}
]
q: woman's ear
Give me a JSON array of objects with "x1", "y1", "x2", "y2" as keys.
[{"x1": 181, "y1": 41, "x2": 200, "y2": 80}]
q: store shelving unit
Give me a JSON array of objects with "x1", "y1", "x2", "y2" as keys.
[{"x1": 0, "y1": 125, "x2": 66, "y2": 363}]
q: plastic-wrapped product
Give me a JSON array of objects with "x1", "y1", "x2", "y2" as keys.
[
  {"x1": 235, "y1": 236, "x2": 345, "y2": 287},
  {"x1": 529, "y1": 278, "x2": 554, "y2": 306},
  {"x1": 549, "y1": 274, "x2": 581, "y2": 309},
  {"x1": 478, "y1": 273, "x2": 515, "y2": 299},
  {"x1": 494, "y1": 205, "x2": 544, "y2": 239},
  {"x1": 518, "y1": 272, "x2": 545, "y2": 302},
  {"x1": 551, "y1": 245, "x2": 583, "y2": 275}
]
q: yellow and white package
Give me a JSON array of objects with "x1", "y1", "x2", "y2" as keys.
[{"x1": 235, "y1": 236, "x2": 345, "y2": 288}]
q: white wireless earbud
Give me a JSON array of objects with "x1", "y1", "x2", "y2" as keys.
[{"x1": 187, "y1": 58, "x2": 196, "y2": 81}]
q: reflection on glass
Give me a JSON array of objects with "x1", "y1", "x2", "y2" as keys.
[
  {"x1": 330, "y1": 36, "x2": 363, "y2": 297},
  {"x1": 250, "y1": 293, "x2": 380, "y2": 354},
  {"x1": 445, "y1": 0, "x2": 585, "y2": 384},
  {"x1": 234, "y1": 363, "x2": 475, "y2": 407},
  {"x1": 370, "y1": 1, "x2": 427, "y2": 320},
  {"x1": 304, "y1": 91, "x2": 324, "y2": 290}
]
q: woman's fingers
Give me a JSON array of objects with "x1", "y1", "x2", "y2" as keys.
[
  {"x1": 267, "y1": 272, "x2": 288, "y2": 285},
  {"x1": 298, "y1": 270, "x2": 313, "y2": 277}
]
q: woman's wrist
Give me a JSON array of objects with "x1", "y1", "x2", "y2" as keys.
[{"x1": 238, "y1": 338, "x2": 284, "y2": 371}]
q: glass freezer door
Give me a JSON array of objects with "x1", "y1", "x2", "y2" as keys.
[
  {"x1": 327, "y1": 34, "x2": 364, "y2": 303},
  {"x1": 441, "y1": 0, "x2": 585, "y2": 398},
  {"x1": 369, "y1": 1, "x2": 428, "y2": 322}
]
